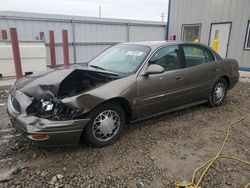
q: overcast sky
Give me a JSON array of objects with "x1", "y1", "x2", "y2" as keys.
[{"x1": 0, "y1": 0, "x2": 168, "y2": 22}]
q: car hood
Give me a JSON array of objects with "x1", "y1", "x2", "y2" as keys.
[{"x1": 14, "y1": 66, "x2": 121, "y2": 99}]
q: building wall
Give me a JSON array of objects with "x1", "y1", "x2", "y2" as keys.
[
  {"x1": 0, "y1": 11, "x2": 166, "y2": 65},
  {"x1": 0, "y1": 41, "x2": 47, "y2": 76},
  {"x1": 168, "y1": 0, "x2": 250, "y2": 69}
]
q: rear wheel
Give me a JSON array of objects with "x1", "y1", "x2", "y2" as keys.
[
  {"x1": 83, "y1": 103, "x2": 126, "y2": 147},
  {"x1": 208, "y1": 78, "x2": 228, "y2": 107}
]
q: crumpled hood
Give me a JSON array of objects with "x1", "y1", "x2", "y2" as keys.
[
  {"x1": 14, "y1": 67, "x2": 119, "y2": 99},
  {"x1": 15, "y1": 69, "x2": 74, "y2": 98}
]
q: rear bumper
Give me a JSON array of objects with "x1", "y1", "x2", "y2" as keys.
[{"x1": 7, "y1": 88, "x2": 90, "y2": 146}]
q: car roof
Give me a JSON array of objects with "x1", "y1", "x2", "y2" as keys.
[
  {"x1": 121, "y1": 41, "x2": 216, "y2": 52},
  {"x1": 122, "y1": 41, "x2": 182, "y2": 48}
]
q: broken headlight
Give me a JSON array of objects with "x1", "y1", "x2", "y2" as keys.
[
  {"x1": 26, "y1": 98, "x2": 82, "y2": 121},
  {"x1": 41, "y1": 99, "x2": 54, "y2": 112}
]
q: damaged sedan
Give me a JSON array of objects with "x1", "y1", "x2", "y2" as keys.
[{"x1": 7, "y1": 41, "x2": 239, "y2": 147}]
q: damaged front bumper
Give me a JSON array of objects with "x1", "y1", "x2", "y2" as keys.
[{"x1": 7, "y1": 88, "x2": 90, "y2": 146}]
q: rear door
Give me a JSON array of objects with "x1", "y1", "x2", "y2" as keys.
[{"x1": 179, "y1": 44, "x2": 219, "y2": 104}]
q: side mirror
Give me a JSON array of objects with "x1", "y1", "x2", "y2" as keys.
[{"x1": 145, "y1": 64, "x2": 164, "y2": 75}]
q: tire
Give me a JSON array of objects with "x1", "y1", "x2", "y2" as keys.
[
  {"x1": 83, "y1": 103, "x2": 126, "y2": 147},
  {"x1": 208, "y1": 78, "x2": 228, "y2": 107}
]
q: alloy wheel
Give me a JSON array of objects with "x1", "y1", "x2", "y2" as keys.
[
  {"x1": 92, "y1": 110, "x2": 120, "y2": 141},
  {"x1": 213, "y1": 82, "x2": 226, "y2": 103}
]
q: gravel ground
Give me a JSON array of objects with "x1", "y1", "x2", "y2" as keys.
[{"x1": 0, "y1": 82, "x2": 250, "y2": 188}]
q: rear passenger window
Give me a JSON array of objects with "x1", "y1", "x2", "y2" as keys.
[
  {"x1": 183, "y1": 46, "x2": 206, "y2": 67},
  {"x1": 204, "y1": 48, "x2": 215, "y2": 62}
]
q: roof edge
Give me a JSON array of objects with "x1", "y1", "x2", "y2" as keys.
[{"x1": 0, "y1": 11, "x2": 166, "y2": 26}]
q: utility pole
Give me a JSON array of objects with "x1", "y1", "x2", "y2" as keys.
[
  {"x1": 161, "y1": 13, "x2": 165, "y2": 22},
  {"x1": 99, "y1": 5, "x2": 102, "y2": 18}
]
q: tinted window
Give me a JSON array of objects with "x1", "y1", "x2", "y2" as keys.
[
  {"x1": 149, "y1": 45, "x2": 180, "y2": 71},
  {"x1": 183, "y1": 45, "x2": 206, "y2": 67},
  {"x1": 204, "y1": 48, "x2": 215, "y2": 62}
]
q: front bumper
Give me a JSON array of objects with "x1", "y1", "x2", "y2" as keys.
[{"x1": 7, "y1": 88, "x2": 90, "y2": 146}]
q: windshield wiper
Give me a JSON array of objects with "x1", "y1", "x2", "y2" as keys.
[
  {"x1": 89, "y1": 64, "x2": 122, "y2": 77},
  {"x1": 89, "y1": 65, "x2": 106, "y2": 71},
  {"x1": 80, "y1": 62, "x2": 89, "y2": 66}
]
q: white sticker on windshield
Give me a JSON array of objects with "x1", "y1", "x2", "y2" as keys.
[{"x1": 126, "y1": 51, "x2": 143, "y2": 56}]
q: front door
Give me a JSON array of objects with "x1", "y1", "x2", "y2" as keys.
[
  {"x1": 134, "y1": 45, "x2": 185, "y2": 119},
  {"x1": 209, "y1": 23, "x2": 231, "y2": 58}
]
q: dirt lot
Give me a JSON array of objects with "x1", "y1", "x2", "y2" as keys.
[{"x1": 0, "y1": 81, "x2": 250, "y2": 188}]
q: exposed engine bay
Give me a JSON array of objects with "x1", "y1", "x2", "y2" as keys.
[
  {"x1": 20, "y1": 69, "x2": 119, "y2": 120},
  {"x1": 57, "y1": 69, "x2": 115, "y2": 98}
]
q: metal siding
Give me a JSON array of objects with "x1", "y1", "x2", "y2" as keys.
[
  {"x1": 239, "y1": 0, "x2": 250, "y2": 68},
  {"x1": 129, "y1": 25, "x2": 165, "y2": 41},
  {"x1": 169, "y1": 0, "x2": 250, "y2": 68},
  {"x1": 45, "y1": 45, "x2": 75, "y2": 65},
  {"x1": 74, "y1": 23, "x2": 127, "y2": 42},
  {"x1": 76, "y1": 45, "x2": 110, "y2": 63},
  {"x1": 0, "y1": 11, "x2": 166, "y2": 65}
]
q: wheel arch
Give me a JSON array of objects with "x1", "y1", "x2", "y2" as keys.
[
  {"x1": 104, "y1": 97, "x2": 132, "y2": 124},
  {"x1": 221, "y1": 75, "x2": 230, "y2": 88},
  {"x1": 87, "y1": 97, "x2": 132, "y2": 124}
]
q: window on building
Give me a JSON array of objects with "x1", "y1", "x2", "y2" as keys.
[
  {"x1": 182, "y1": 45, "x2": 206, "y2": 67},
  {"x1": 149, "y1": 45, "x2": 181, "y2": 71},
  {"x1": 244, "y1": 21, "x2": 250, "y2": 50},
  {"x1": 182, "y1": 24, "x2": 201, "y2": 42}
]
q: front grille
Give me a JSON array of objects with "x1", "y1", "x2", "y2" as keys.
[{"x1": 10, "y1": 95, "x2": 21, "y2": 114}]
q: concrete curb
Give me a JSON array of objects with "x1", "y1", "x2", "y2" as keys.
[
  {"x1": 0, "y1": 79, "x2": 15, "y2": 89},
  {"x1": 0, "y1": 85, "x2": 12, "y2": 89}
]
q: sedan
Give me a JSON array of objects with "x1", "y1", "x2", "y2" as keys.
[{"x1": 7, "y1": 41, "x2": 239, "y2": 147}]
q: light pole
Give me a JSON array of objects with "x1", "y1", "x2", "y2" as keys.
[
  {"x1": 99, "y1": 5, "x2": 102, "y2": 18},
  {"x1": 161, "y1": 13, "x2": 166, "y2": 22}
]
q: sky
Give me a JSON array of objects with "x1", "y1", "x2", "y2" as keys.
[{"x1": 0, "y1": 0, "x2": 168, "y2": 22}]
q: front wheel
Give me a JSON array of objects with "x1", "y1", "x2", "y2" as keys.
[
  {"x1": 208, "y1": 78, "x2": 228, "y2": 107},
  {"x1": 83, "y1": 103, "x2": 126, "y2": 147}
]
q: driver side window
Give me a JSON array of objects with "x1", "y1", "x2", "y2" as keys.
[{"x1": 148, "y1": 45, "x2": 181, "y2": 71}]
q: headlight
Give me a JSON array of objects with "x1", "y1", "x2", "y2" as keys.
[
  {"x1": 26, "y1": 97, "x2": 82, "y2": 120},
  {"x1": 9, "y1": 95, "x2": 21, "y2": 114},
  {"x1": 41, "y1": 99, "x2": 54, "y2": 112}
]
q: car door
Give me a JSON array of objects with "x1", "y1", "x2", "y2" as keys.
[
  {"x1": 179, "y1": 44, "x2": 219, "y2": 104},
  {"x1": 133, "y1": 45, "x2": 186, "y2": 119}
]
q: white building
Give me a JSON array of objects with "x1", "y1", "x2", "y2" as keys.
[
  {"x1": 0, "y1": 11, "x2": 166, "y2": 66},
  {"x1": 167, "y1": 0, "x2": 250, "y2": 70}
]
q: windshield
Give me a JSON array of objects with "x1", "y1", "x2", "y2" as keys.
[{"x1": 88, "y1": 44, "x2": 151, "y2": 75}]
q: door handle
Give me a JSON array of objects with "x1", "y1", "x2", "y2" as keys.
[{"x1": 176, "y1": 75, "x2": 183, "y2": 80}]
